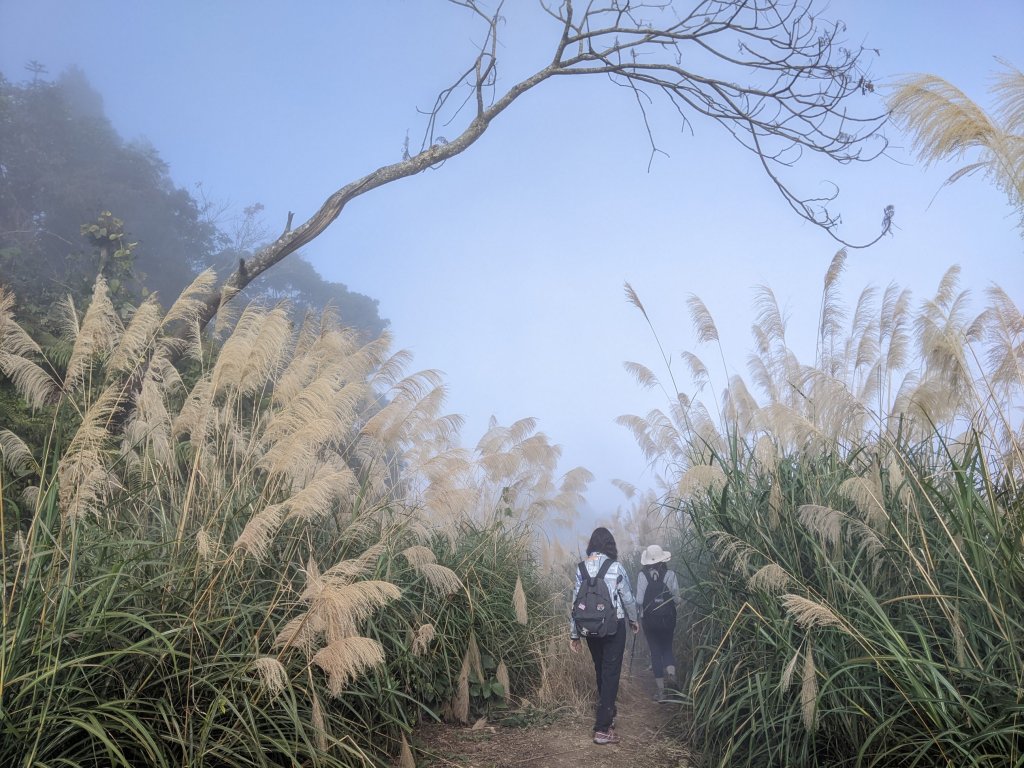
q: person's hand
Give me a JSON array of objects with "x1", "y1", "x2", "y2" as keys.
[
  {"x1": 630, "y1": 621, "x2": 640, "y2": 635},
  {"x1": 570, "y1": 637, "x2": 582, "y2": 653}
]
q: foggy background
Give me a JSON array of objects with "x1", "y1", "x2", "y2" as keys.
[{"x1": 1, "y1": 0, "x2": 1021, "y2": 527}]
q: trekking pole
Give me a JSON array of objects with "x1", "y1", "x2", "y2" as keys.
[{"x1": 628, "y1": 628, "x2": 637, "y2": 678}]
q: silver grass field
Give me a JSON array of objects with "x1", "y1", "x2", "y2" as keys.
[
  {"x1": 0, "y1": 274, "x2": 587, "y2": 767},
  {"x1": 618, "y1": 251, "x2": 1023, "y2": 767}
]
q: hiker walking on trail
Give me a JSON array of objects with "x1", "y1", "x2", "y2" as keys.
[
  {"x1": 636, "y1": 544, "x2": 680, "y2": 703},
  {"x1": 569, "y1": 527, "x2": 639, "y2": 746}
]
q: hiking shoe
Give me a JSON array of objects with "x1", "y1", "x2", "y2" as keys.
[{"x1": 593, "y1": 730, "x2": 621, "y2": 745}]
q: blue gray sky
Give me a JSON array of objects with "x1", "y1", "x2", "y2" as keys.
[{"x1": 2, "y1": 1, "x2": 1021, "y2": 518}]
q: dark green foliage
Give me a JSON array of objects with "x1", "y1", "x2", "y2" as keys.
[
  {"x1": 674, "y1": 439, "x2": 1024, "y2": 768},
  {"x1": 0, "y1": 472, "x2": 552, "y2": 767},
  {"x1": 0, "y1": 68, "x2": 219, "y2": 314},
  {"x1": 0, "y1": 67, "x2": 387, "y2": 341}
]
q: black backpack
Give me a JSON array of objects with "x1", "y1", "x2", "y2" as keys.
[
  {"x1": 641, "y1": 564, "x2": 676, "y2": 632},
  {"x1": 572, "y1": 558, "x2": 618, "y2": 638}
]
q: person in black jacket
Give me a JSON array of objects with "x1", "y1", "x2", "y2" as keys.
[{"x1": 636, "y1": 544, "x2": 680, "y2": 702}]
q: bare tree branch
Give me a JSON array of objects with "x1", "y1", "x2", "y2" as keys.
[{"x1": 196, "y1": 0, "x2": 890, "y2": 333}]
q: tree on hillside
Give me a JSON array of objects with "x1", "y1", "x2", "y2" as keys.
[
  {"x1": 888, "y1": 60, "x2": 1024, "y2": 235},
  {"x1": 0, "y1": 69, "x2": 218, "y2": 313},
  {"x1": 0, "y1": 70, "x2": 388, "y2": 339},
  {"x1": 192, "y1": 0, "x2": 893, "y2": 337}
]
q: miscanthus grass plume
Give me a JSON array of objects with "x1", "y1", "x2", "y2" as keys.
[
  {"x1": 0, "y1": 276, "x2": 581, "y2": 767},
  {"x1": 620, "y1": 253, "x2": 1023, "y2": 768}
]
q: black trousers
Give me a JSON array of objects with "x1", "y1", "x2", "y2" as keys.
[
  {"x1": 643, "y1": 619, "x2": 676, "y2": 678},
  {"x1": 585, "y1": 619, "x2": 627, "y2": 733}
]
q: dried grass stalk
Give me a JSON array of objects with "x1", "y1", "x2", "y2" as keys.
[
  {"x1": 233, "y1": 504, "x2": 285, "y2": 561},
  {"x1": 398, "y1": 735, "x2": 416, "y2": 768},
  {"x1": 782, "y1": 594, "x2": 844, "y2": 631},
  {"x1": 415, "y1": 562, "x2": 463, "y2": 596},
  {"x1": 320, "y1": 544, "x2": 386, "y2": 586},
  {"x1": 840, "y1": 475, "x2": 888, "y2": 529},
  {"x1": 466, "y1": 633, "x2": 484, "y2": 684},
  {"x1": 748, "y1": 563, "x2": 790, "y2": 593},
  {"x1": 401, "y1": 545, "x2": 437, "y2": 567},
  {"x1": 0, "y1": 429, "x2": 36, "y2": 475},
  {"x1": 495, "y1": 660, "x2": 510, "y2": 701},
  {"x1": 451, "y1": 653, "x2": 471, "y2": 723},
  {"x1": 513, "y1": 576, "x2": 529, "y2": 624},
  {"x1": 250, "y1": 656, "x2": 289, "y2": 699},
  {"x1": 272, "y1": 615, "x2": 321, "y2": 657},
  {"x1": 800, "y1": 639, "x2": 818, "y2": 730},
  {"x1": 310, "y1": 690, "x2": 327, "y2": 752},
  {"x1": 781, "y1": 647, "x2": 800, "y2": 690},
  {"x1": 312, "y1": 636, "x2": 386, "y2": 696},
  {"x1": 798, "y1": 504, "x2": 844, "y2": 548},
  {"x1": 309, "y1": 581, "x2": 402, "y2": 642},
  {"x1": 411, "y1": 624, "x2": 436, "y2": 657},
  {"x1": 678, "y1": 464, "x2": 727, "y2": 499}
]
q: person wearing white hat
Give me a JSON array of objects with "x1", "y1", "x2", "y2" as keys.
[{"x1": 636, "y1": 544, "x2": 680, "y2": 702}]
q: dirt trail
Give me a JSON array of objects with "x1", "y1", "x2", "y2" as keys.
[{"x1": 416, "y1": 675, "x2": 691, "y2": 768}]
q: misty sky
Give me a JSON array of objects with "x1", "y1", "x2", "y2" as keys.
[{"x1": 1, "y1": 1, "x2": 1022, "y2": 523}]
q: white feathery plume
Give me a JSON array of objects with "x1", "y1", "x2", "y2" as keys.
[
  {"x1": 108, "y1": 295, "x2": 162, "y2": 374},
  {"x1": 273, "y1": 614, "x2": 322, "y2": 657},
  {"x1": 677, "y1": 464, "x2": 727, "y2": 499},
  {"x1": 411, "y1": 624, "x2": 436, "y2": 656},
  {"x1": 801, "y1": 639, "x2": 818, "y2": 731},
  {"x1": 401, "y1": 545, "x2": 436, "y2": 567},
  {"x1": 415, "y1": 563, "x2": 464, "y2": 596},
  {"x1": 398, "y1": 735, "x2": 416, "y2": 768},
  {"x1": 0, "y1": 429, "x2": 37, "y2": 475},
  {"x1": 798, "y1": 504, "x2": 845, "y2": 548},
  {"x1": 839, "y1": 475, "x2": 888, "y2": 529},
  {"x1": 316, "y1": 544, "x2": 387, "y2": 589},
  {"x1": 513, "y1": 576, "x2": 529, "y2": 624},
  {"x1": 466, "y1": 632, "x2": 484, "y2": 684},
  {"x1": 0, "y1": 286, "x2": 42, "y2": 357},
  {"x1": 284, "y1": 467, "x2": 356, "y2": 523},
  {"x1": 313, "y1": 636, "x2": 386, "y2": 697},
  {"x1": 162, "y1": 268, "x2": 217, "y2": 330},
  {"x1": 310, "y1": 690, "x2": 327, "y2": 752},
  {"x1": 308, "y1": 580, "x2": 402, "y2": 642},
  {"x1": 64, "y1": 276, "x2": 120, "y2": 393},
  {"x1": 452, "y1": 651, "x2": 471, "y2": 723},
  {"x1": 21, "y1": 485, "x2": 39, "y2": 512},
  {"x1": 781, "y1": 594, "x2": 844, "y2": 631},
  {"x1": 0, "y1": 352, "x2": 59, "y2": 410},
  {"x1": 195, "y1": 529, "x2": 219, "y2": 562},
  {"x1": 748, "y1": 563, "x2": 790, "y2": 593},
  {"x1": 250, "y1": 656, "x2": 289, "y2": 699},
  {"x1": 781, "y1": 647, "x2": 800, "y2": 690},
  {"x1": 687, "y1": 294, "x2": 720, "y2": 343},
  {"x1": 495, "y1": 660, "x2": 510, "y2": 701},
  {"x1": 233, "y1": 504, "x2": 285, "y2": 561},
  {"x1": 623, "y1": 361, "x2": 659, "y2": 390}
]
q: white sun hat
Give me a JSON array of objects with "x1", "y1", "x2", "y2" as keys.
[{"x1": 641, "y1": 544, "x2": 671, "y2": 565}]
